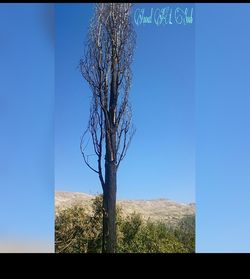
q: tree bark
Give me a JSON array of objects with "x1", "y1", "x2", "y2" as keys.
[
  {"x1": 102, "y1": 159, "x2": 117, "y2": 253},
  {"x1": 102, "y1": 46, "x2": 118, "y2": 253}
]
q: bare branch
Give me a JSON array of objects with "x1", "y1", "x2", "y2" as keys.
[
  {"x1": 80, "y1": 3, "x2": 136, "y2": 181},
  {"x1": 117, "y1": 125, "x2": 136, "y2": 169},
  {"x1": 80, "y1": 132, "x2": 99, "y2": 174}
]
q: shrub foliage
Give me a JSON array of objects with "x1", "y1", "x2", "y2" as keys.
[{"x1": 55, "y1": 195, "x2": 195, "y2": 253}]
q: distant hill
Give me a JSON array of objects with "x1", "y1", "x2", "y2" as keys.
[{"x1": 55, "y1": 191, "x2": 195, "y2": 226}]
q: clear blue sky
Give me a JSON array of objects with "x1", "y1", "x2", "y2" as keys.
[
  {"x1": 55, "y1": 3, "x2": 195, "y2": 203},
  {"x1": 196, "y1": 4, "x2": 250, "y2": 252},
  {"x1": 0, "y1": 4, "x2": 54, "y2": 250}
]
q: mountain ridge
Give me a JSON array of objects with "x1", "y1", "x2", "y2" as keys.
[{"x1": 55, "y1": 191, "x2": 195, "y2": 225}]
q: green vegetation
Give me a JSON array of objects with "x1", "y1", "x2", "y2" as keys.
[{"x1": 55, "y1": 195, "x2": 195, "y2": 253}]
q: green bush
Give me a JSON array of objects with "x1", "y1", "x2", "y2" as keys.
[
  {"x1": 55, "y1": 195, "x2": 195, "y2": 253},
  {"x1": 174, "y1": 215, "x2": 195, "y2": 253}
]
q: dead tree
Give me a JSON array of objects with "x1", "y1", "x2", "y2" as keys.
[{"x1": 79, "y1": 3, "x2": 136, "y2": 253}]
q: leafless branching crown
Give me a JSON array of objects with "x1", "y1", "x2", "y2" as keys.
[{"x1": 80, "y1": 3, "x2": 136, "y2": 187}]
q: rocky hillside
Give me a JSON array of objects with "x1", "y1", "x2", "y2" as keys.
[{"x1": 55, "y1": 191, "x2": 195, "y2": 226}]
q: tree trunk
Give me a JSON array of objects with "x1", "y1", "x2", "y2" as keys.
[
  {"x1": 102, "y1": 160, "x2": 117, "y2": 253},
  {"x1": 102, "y1": 45, "x2": 118, "y2": 253}
]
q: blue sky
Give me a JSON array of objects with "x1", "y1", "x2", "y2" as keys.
[
  {"x1": 55, "y1": 3, "x2": 195, "y2": 203},
  {"x1": 0, "y1": 4, "x2": 54, "y2": 250},
  {"x1": 196, "y1": 4, "x2": 250, "y2": 252}
]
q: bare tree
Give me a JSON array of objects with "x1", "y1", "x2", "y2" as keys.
[{"x1": 79, "y1": 3, "x2": 136, "y2": 253}]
